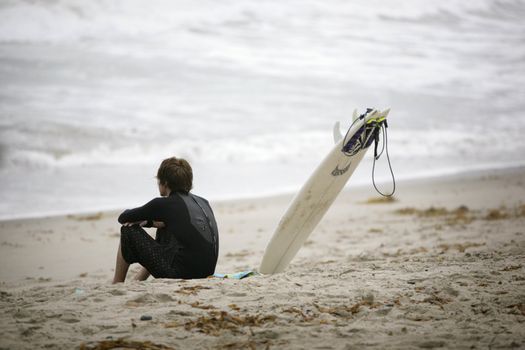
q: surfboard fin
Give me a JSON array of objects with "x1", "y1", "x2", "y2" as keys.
[
  {"x1": 333, "y1": 121, "x2": 343, "y2": 144},
  {"x1": 352, "y1": 109, "x2": 358, "y2": 122},
  {"x1": 335, "y1": 109, "x2": 361, "y2": 144}
]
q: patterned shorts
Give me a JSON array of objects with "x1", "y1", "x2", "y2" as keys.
[{"x1": 120, "y1": 225, "x2": 181, "y2": 279}]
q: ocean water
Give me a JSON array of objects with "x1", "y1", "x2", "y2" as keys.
[{"x1": 1, "y1": 0, "x2": 524, "y2": 220}]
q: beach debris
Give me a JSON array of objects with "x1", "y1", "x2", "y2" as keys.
[
  {"x1": 501, "y1": 264, "x2": 522, "y2": 271},
  {"x1": 395, "y1": 204, "x2": 525, "y2": 225},
  {"x1": 368, "y1": 228, "x2": 384, "y2": 233},
  {"x1": 383, "y1": 246, "x2": 429, "y2": 258},
  {"x1": 190, "y1": 301, "x2": 216, "y2": 310},
  {"x1": 437, "y1": 242, "x2": 484, "y2": 253},
  {"x1": 79, "y1": 338, "x2": 174, "y2": 350},
  {"x1": 362, "y1": 196, "x2": 398, "y2": 204},
  {"x1": 485, "y1": 208, "x2": 508, "y2": 220},
  {"x1": 68, "y1": 212, "x2": 103, "y2": 221},
  {"x1": 167, "y1": 309, "x2": 191, "y2": 317},
  {"x1": 394, "y1": 206, "x2": 473, "y2": 225},
  {"x1": 283, "y1": 306, "x2": 317, "y2": 322},
  {"x1": 225, "y1": 250, "x2": 252, "y2": 258},
  {"x1": 228, "y1": 304, "x2": 241, "y2": 311},
  {"x1": 74, "y1": 288, "x2": 85, "y2": 295},
  {"x1": 395, "y1": 207, "x2": 418, "y2": 215},
  {"x1": 140, "y1": 315, "x2": 153, "y2": 321},
  {"x1": 313, "y1": 295, "x2": 382, "y2": 319},
  {"x1": 175, "y1": 285, "x2": 211, "y2": 295},
  {"x1": 213, "y1": 270, "x2": 258, "y2": 279},
  {"x1": 421, "y1": 293, "x2": 452, "y2": 310},
  {"x1": 164, "y1": 321, "x2": 178, "y2": 329},
  {"x1": 180, "y1": 310, "x2": 277, "y2": 336},
  {"x1": 395, "y1": 206, "x2": 438, "y2": 218}
]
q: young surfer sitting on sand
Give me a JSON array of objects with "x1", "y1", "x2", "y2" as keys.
[{"x1": 112, "y1": 157, "x2": 219, "y2": 284}]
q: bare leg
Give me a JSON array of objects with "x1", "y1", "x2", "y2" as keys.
[
  {"x1": 134, "y1": 266, "x2": 151, "y2": 281},
  {"x1": 112, "y1": 242, "x2": 130, "y2": 284}
]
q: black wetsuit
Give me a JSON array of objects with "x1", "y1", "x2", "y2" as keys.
[{"x1": 118, "y1": 192, "x2": 219, "y2": 279}]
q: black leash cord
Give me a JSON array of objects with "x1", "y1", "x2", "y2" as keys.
[{"x1": 372, "y1": 124, "x2": 396, "y2": 197}]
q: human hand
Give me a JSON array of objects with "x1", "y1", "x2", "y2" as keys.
[{"x1": 122, "y1": 221, "x2": 147, "y2": 227}]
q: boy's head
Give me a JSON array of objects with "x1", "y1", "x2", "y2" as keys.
[{"x1": 156, "y1": 157, "x2": 193, "y2": 195}]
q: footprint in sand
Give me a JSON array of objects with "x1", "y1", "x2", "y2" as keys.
[
  {"x1": 126, "y1": 293, "x2": 174, "y2": 307},
  {"x1": 153, "y1": 293, "x2": 175, "y2": 302}
]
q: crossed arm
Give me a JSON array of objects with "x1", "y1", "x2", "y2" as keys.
[
  {"x1": 119, "y1": 198, "x2": 167, "y2": 230},
  {"x1": 122, "y1": 220, "x2": 166, "y2": 228},
  {"x1": 119, "y1": 199, "x2": 166, "y2": 281}
]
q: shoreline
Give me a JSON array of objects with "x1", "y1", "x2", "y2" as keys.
[{"x1": 1, "y1": 163, "x2": 524, "y2": 223}]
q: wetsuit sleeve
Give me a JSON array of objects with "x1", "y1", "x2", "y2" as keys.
[{"x1": 118, "y1": 198, "x2": 164, "y2": 224}]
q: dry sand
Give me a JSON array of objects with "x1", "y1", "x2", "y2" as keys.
[{"x1": 0, "y1": 167, "x2": 524, "y2": 349}]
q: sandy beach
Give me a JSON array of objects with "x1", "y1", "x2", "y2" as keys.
[{"x1": 0, "y1": 166, "x2": 524, "y2": 349}]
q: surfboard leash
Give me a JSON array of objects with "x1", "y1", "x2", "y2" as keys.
[
  {"x1": 371, "y1": 119, "x2": 396, "y2": 197},
  {"x1": 341, "y1": 109, "x2": 396, "y2": 197}
]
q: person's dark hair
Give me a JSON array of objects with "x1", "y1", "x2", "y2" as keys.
[{"x1": 156, "y1": 157, "x2": 193, "y2": 194}]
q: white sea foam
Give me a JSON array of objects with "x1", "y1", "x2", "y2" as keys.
[{"x1": 1, "y1": 0, "x2": 524, "y2": 219}]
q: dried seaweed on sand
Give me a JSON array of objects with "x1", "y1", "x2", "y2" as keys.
[
  {"x1": 175, "y1": 285, "x2": 211, "y2": 295},
  {"x1": 182, "y1": 311, "x2": 277, "y2": 336},
  {"x1": 362, "y1": 196, "x2": 398, "y2": 204},
  {"x1": 79, "y1": 338, "x2": 174, "y2": 350}
]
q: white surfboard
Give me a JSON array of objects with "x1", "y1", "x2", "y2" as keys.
[{"x1": 259, "y1": 108, "x2": 391, "y2": 274}]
